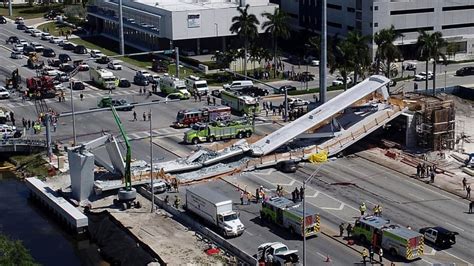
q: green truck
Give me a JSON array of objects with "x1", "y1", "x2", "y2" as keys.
[
  {"x1": 220, "y1": 90, "x2": 260, "y2": 115},
  {"x1": 183, "y1": 119, "x2": 253, "y2": 144},
  {"x1": 353, "y1": 215, "x2": 424, "y2": 260},
  {"x1": 260, "y1": 196, "x2": 321, "y2": 238}
]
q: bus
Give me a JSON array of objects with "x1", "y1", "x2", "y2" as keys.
[{"x1": 220, "y1": 90, "x2": 260, "y2": 115}]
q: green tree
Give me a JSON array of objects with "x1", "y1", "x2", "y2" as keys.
[
  {"x1": 330, "y1": 37, "x2": 355, "y2": 91},
  {"x1": 261, "y1": 8, "x2": 290, "y2": 78},
  {"x1": 446, "y1": 42, "x2": 457, "y2": 60},
  {"x1": 230, "y1": 4, "x2": 260, "y2": 77},
  {"x1": 374, "y1": 25, "x2": 403, "y2": 77},
  {"x1": 0, "y1": 234, "x2": 38, "y2": 266},
  {"x1": 417, "y1": 30, "x2": 447, "y2": 95},
  {"x1": 346, "y1": 30, "x2": 371, "y2": 84}
]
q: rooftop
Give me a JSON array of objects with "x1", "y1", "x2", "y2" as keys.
[{"x1": 134, "y1": 0, "x2": 242, "y2": 12}]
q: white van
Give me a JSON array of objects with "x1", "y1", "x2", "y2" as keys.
[
  {"x1": 185, "y1": 75, "x2": 209, "y2": 95},
  {"x1": 223, "y1": 80, "x2": 254, "y2": 91},
  {"x1": 147, "y1": 180, "x2": 168, "y2": 194}
]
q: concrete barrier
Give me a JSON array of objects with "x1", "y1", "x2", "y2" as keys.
[{"x1": 138, "y1": 187, "x2": 257, "y2": 265}]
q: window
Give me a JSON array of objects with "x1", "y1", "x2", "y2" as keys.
[
  {"x1": 328, "y1": 21, "x2": 342, "y2": 28},
  {"x1": 347, "y1": 25, "x2": 354, "y2": 30},
  {"x1": 287, "y1": 13, "x2": 298, "y2": 19},
  {"x1": 390, "y1": 8, "x2": 434, "y2": 15},
  {"x1": 395, "y1": 26, "x2": 434, "y2": 34},
  {"x1": 356, "y1": 11, "x2": 362, "y2": 20},
  {"x1": 442, "y1": 22, "x2": 474, "y2": 29},
  {"x1": 327, "y1": 3, "x2": 342, "y2": 10},
  {"x1": 347, "y1": 7, "x2": 355, "y2": 13},
  {"x1": 356, "y1": 21, "x2": 362, "y2": 30},
  {"x1": 370, "y1": 22, "x2": 373, "y2": 28},
  {"x1": 374, "y1": 22, "x2": 378, "y2": 27},
  {"x1": 443, "y1": 5, "x2": 474, "y2": 11},
  {"x1": 356, "y1": 0, "x2": 362, "y2": 10},
  {"x1": 374, "y1": 6, "x2": 378, "y2": 11}
]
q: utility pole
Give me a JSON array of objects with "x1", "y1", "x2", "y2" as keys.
[
  {"x1": 149, "y1": 109, "x2": 154, "y2": 212},
  {"x1": 8, "y1": 0, "x2": 12, "y2": 17},
  {"x1": 319, "y1": 0, "x2": 327, "y2": 103},
  {"x1": 45, "y1": 113, "x2": 52, "y2": 160},
  {"x1": 175, "y1": 47, "x2": 180, "y2": 78},
  {"x1": 118, "y1": 0, "x2": 125, "y2": 55},
  {"x1": 70, "y1": 81, "x2": 77, "y2": 146},
  {"x1": 284, "y1": 87, "x2": 289, "y2": 122}
]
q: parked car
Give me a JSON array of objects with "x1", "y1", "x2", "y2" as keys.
[
  {"x1": 30, "y1": 29, "x2": 42, "y2": 37},
  {"x1": 274, "y1": 85, "x2": 297, "y2": 94},
  {"x1": 49, "y1": 36, "x2": 62, "y2": 44},
  {"x1": 107, "y1": 60, "x2": 123, "y2": 70},
  {"x1": 77, "y1": 62, "x2": 89, "y2": 71},
  {"x1": 134, "y1": 75, "x2": 149, "y2": 86},
  {"x1": 16, "y1": 24, "x2": 26, "y2": 30},
  {"x1": 59, "y1": 63, "x2": 75, "y2": 73},
  {"x1": 23, "y1": 26, "x2": 35, "y2": 33},
  {"x1": 419, "y1": 227, "x2": 458, "y2": 248},
  {"x1": 275, "y1": 160, "x2": 297, "y2": 173},
  {"x1": 10, "y1": 51, "x2": 23, "y2": 59},
  {"x1": 285, "y1": 97, "x2": 310, "y2": 107},
  {"x1": 96, "y1": 55, "x2": 110, "y2": 64},
  {"x1": 41, "y1": 32, "x2": 52, "y2": 40},
  {"x1": 98, "y1": 97, "x2": 134, "y2": 111},
  {"x1": 57, "y1": 40, "x2": 69, "y2": 46},
  {"x1": 6, "y1": 36, "x2": 19, "y2": 44},
  {"x1": 18, "y1": 39, "x2": 28, "y2": 46},
  {"x1": 240, "y1": 86, "x2": 269, "y2": 97},
  {"x1": 332, "y1": 76, "x2": 352, "y2": 86},
  {"x1": 90, "y1": 49, "x2": 105, "y2": 58},
  {"x1": 0, "y1": 124, "x2": 21, "y2": 139},
  {"x1": 455, "y1": 66, "x2": 474, "y2": 76},
  {"x1": 48, "y1": 58, "x2": 62, "y2": 67},
  {"x1": 42, "y1": 48, "x2": 56, "y2": 57},
  {"x1": 22, "y1": 46, "x2": 36, "y2": 56},
  {"x1": 63, "y1": 43, "x2": 76, "y2": 50},
  {"x1": 0, "y1": 86, "x2": 10, "y2": 99},
  {"x1": 0, "y1": 16, "x2": 6, "y2": 24},
  {"x1": 72, "y1": 81, "x2": 85, "y2": 90},
  {"x1": 30, "y1": 42, "x2": 44, "y2": 52},
  {"x1": 414, "y1": 71, "x2": 434, "y2": 81},
  {"x1": 58, "y1": 53, "x2": 72, "y2": 63},
  {"x1": 118, "y1": 78, "x2": 131, "y2": 88},
  {"x1": 74, "y1": 45, "x2": 88, "y2": 54},
  {"x1": 146, "y1": 180, "x2": 168, "y2": 194},
  {"x1": 14, "y1": 17, "x2": 24, "y2": 24},
  {"x1": 13, "y1": 44, "x2": 24, "y2": 52}
]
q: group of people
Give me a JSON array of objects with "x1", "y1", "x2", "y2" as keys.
[
  {"x1": 239, "y1": 190, "x2": 252, "y2": 205},
  {"x1": 462, "y1": 177, "x2": 471, "y2": 199},
  {"x1": 206, "y1": 95, "x2": 217, "y2": 106},
  {"x1": 132, "y1": 111, "x2": 151, "y2": 122},
  {"x1": 291, "y1": 186, "x2": 305, "y2": 203},
  {"x1": 339, "y1": 222, "x2": 353, "y2": 238},
  {"x1": 361, "y1": 245, "x2": 383, "y2": 265},
  {"x1": 416, "y1": 163, "x2": 437, "y2": 183}
]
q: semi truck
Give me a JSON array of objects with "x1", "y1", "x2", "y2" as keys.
[
  {"x1": 173, "y1": 106, "x2": 231, "y2": 128},
  {"x1": 185, "y1": 186, "x2": 245, "y2": 237},
  {"x1": 260, "y1": 196, "x2": 321, "y2": 238},
  {"x1": 185, "y1": 75, "x2": 209, "y2": 95},
  {"x1": 352, "y1": 215, "x2": 424, "y2": 260},
  {"x1": 159, "y1": 74, "x2": 190, "y2": 100},
  {"x1": 220, "y1": 90, "x2": 260, "y2": 115},
  {"x1": 183, "y1": 119, "x2": 253, "y2": 144},
  {"x1": 90, "y1": 67, "x2": 118, "y2": 90}
]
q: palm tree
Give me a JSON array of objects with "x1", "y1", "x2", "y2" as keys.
[
  {"x1": 417, "y1": 31, "x2": 447, "y2": 95},
  {"x1": 330, "y1": 38, "x2": 355, "y2": 91},
  {"x1": 374, "y1": 25, "x2": 403, "y2": 77},
  {"x1": 230, "y1": 4, "x2": 260, "y2": 77},
  {"x1": 346, "y1": 31, "x2": 371, "y2": 83},
  {"x1": 261, "y1": 8, "x2": 290, "y2": 78}
]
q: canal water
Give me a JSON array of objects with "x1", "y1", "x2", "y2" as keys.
[{"x1": 0, "y1": 170, "x2": 106, "y2": 266}]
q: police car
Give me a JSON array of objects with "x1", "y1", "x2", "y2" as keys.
[{"x1": 419, "y1": 226, "x2": 458, "y2": 247}]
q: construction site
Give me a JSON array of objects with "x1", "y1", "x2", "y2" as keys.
[{"x1": 22, "y1": 75, "x2": 474, "y2": 265}]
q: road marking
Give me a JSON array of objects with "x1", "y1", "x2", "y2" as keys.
[
  {"x1": 244, "y1": 230, "x2": 254, "y2": 236},
  {"x1": 320, "y1": 203, "x2": 345, "y2": 211},
  {"x1": 255, "y1": 169, "x2": 274, "y2": 176},
  {"x1": 421, "y1": 258, "x2": 434, "y2": 266},
  {"x1": 306, "y1": 191, "x2": 320, "y2": 198},
  {"x1": 408, "y1": 193, "x2": 425, "y2": 201},
  {"x1": 444, "y1": 222, "x2": 465, "y2": 232},
  {"x1": 424, "y1": 247, "x2": 436, "y2": 256},
  {"x1": 442, "y1": 250, "x2": 473, "y2": 266}
]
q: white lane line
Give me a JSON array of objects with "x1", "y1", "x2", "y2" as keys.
[
  {"x1": 408, "y1": 193, "x2": 425, "y2": 201},
  {"x1": 244, "y1": 230, "x2": 254, "y2": 236},
  {"x1": 442, "y1": 250, "x2": 473, "y2": 266},
  {"x1": 424, "y1": 247, "x2": 436, "y2": 256},
  {"x1": 444, "y1": 222, "x2": 465, "y2": 232},
  {"x1": 421, "y1": 258, "x2": 434, "y2": 266}
]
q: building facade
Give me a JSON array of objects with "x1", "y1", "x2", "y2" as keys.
[
  {"x1": 87, "y1": 0, "x2": 277, "y2": 53},
  {"x1": 275, "y1": 0, "x2": 474, "y2": 59}
]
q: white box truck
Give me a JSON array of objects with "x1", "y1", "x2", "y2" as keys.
[
  {"x1": 185, "y1": 75, "x2": 209, "y2": 95},
  {"x1": 186, "y1": 186, "x2": 245, "y2": 237}
]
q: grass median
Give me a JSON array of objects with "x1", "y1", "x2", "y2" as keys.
[
  {"x1": 39, "y1": 21, "x2": 74, "y2": 37},
  {"x1": 0, "y1": 4, "x2": 61, "y2": 19}
]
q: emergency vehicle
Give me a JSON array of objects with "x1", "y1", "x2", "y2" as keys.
[
  {"x1": 353, "y1": 215, "x2": 424, "y2": 260},
  {"x1": 185, "y1": 75, "x2": 209, "y2": 95},
  {"x1": 173, "y1": 106, "x2": 231, "y2": 128},
  {"x1": 159, "y1": 74, "x2": 190, "y2": 100},
  {"x1": 220, "y1": 90, "x2": 260, "y2": 115},
  {"x1": 90, "y1": 67, "x2": 118, "y2": 90},
  {"x1": 260, "y1": 196, "x2": 321, "y2": 238},
  {"x1": 184, "y1": 119, "x2": 253, "y2": 144}
]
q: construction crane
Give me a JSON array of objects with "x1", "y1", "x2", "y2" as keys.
[{"x1": 111, "y1": 106, "x2": 141, "y2": 209}]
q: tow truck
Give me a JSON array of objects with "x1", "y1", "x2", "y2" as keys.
[
  {"x1": 184, "y1": 119, "x2": 253, "y2": 144},
  {"x1": 353, "y1": 215, "x2": 424, "y2": 260},
  {"x1": 173, "y1": 106, "x2": 231, "y2": 128},
  {"x1": 260, "y1": 196, "x2": 321, "y2": 238}
]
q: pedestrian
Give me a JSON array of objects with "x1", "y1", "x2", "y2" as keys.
[
  {"x1": 27, "y1": 120, "x2": 31, "y2": 129},
  {"x1": 346, "y1": 223, "x2": 352, "y2": 238},
  {"x1": 463, "y1": 177, "x2": 467, "y2": 190},
  {"x1": 430, "y1": 170, "x2": 435, "y2": 183},
  {"x1": 194, "y1": 93, "x2": 198, "y2": 102},
  {"x1": 291, "y1": 190, "x2": 296, "y2": 202},
  {"x1": 265, "y1": 109, "x2": 269, "y2": 117},
  {"x1": 362, "y1": 248, "x2": 368, "y2": 264},
  {"x1": 143, "y1": 112, "x2": 146, "y2": 121},
  {"x1": 240, "y1": 190, "x2": 244, "y2": 205},
  {"x1": 53, "y1": 122, "x2": 57, "y2": 132},
  {"x1": 174, "y1": 195, "x2": 181, "y2": 209},
  {"x1": 133, "y1": 111, "x2": 137, "y2": 121},
  {"x1": 294, "y1": 187, "x2": 300, "y2": 201},
  {"x1": 246, "y1": 192, "x2": 251, "y2": 205},
  {"x1": 379, "y1": 248, "x2": 383, "y2": 264},
  {"x1": 207, "y1": 95, "x2": 211, "y2": 105},
  {"x1": 469, "y1": 201, "x2": 473, "y2": 213},
  {"x1": 212, "y1": 97, "x2": 216, "y2": 106},
  {"x1": 467, "y1": 185, "x2": 471, "y2": 199},
  {"x1": 164, "y1": 195, "x2": 169, "y2": 205},
  {"x1": 139, "y1": 88, "x2": 142, "y2": 95},
  {"x1": 359, "y1": 202, "x2": 367, "y2": 216},
  {"x1": 198, "y1": 94, "x2": 202, "y2": 102},
  {"x1": 339, "y1": 222, "x2": 345, "y2": 237},
  {"x1": 300, "y1": 186, "x2": 304, "y2": 201},
  {"x1": 255, "y1": 188, "x2": 260, "y2": 203},
  {"x1": 80, "y1": 93, "x2": 84, "y2": 101},
  {"x1": 369, "y1": 245, "x2": 374, "y2": 263},
  {"x1": 373, "y1": 205, "x2": 379, "y2": 216},
  {"x1": 378, "y1": 205, "x2": 383, "y2": 217},
  {"x1": 416, "y1": 163, "x2": 421, "y2": 177}
]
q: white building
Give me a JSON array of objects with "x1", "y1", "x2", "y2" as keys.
[
  {"x1": 274, "y1": 0, "x2": 474, "y2": 59},
  {"x1": 87, "y1": 0, "x2": 277, "y2": 53}
]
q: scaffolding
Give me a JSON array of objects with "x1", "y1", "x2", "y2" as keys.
[{"x1": 415, "y1": 99, "x2": 455, "y2": 150}]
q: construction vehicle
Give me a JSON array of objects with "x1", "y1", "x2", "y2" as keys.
[
  {"x1": 111, "y1": 106, "x2": 141, "y2": 210},
  {"x1": 185, "y1": 75, "x2": 209, "y2": 95},
  {"x1": 26, "y1": 75, "x2": 57, "y2": 99},
  {"x1": 159, "y1": 74, "x2": 190, "y2": 100},
  {"x1": 260, "y1": 196, "x2": 321, "y2": 238},
  {"x1": 220, "y1": 90, "x2": 260, "y2": 115},
  {"x1": 173, "y1": 106, "x2": 231, "y2": 128},
  {"x1": 352, "y1": 215, "x2": 424, "y2": 260},
  {"x1": 5, "y1": 69, "x2": 21, "y2": 90},
  {"x1": 184, "y1": 119, "x2": 253, "y2": 144},
  {"x1": 27, "y1": 53, "x2": 45, "y2": 69},
  {"x1": 257, "y1": 242, "x2": 299, "y2": 265},
  {"x1": 89, "y1": 67, "x2": 118, "y2": 90},
  {"x1": 186, "y1": 186, "x2": 245, "y2": 237}
]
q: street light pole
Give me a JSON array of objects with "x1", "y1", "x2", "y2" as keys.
[
  {"x1": 319, "y1": 0, "x2": 327, "y2": 103},
  {"x1": 70, "y1": 81, "x2": 77, "y2": 146},
  {"x1": 149, "y1": 109, "x2": 154, "y2": 212},
  {"x1": 303, "y1": 164, "x2": 324, "y2": 266},
  {"x1": 118, "y1": 0, "x2": 125, "y2": 55},
  {"x1": 8, "y1": 0, "x2": 12, "y2": 17}
]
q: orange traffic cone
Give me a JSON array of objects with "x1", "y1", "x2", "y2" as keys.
[{"x1": 325, "y1": 255, "x2": 331, "y2": 262}]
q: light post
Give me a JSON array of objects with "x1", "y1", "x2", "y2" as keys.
[
  {"x1": 149, "y1": 109, "x2": 154, "y2": 212},
  {"x1": 284, "y1": 87, "x2": 289, "y2": 122},
  {"x1": 302, "y1": 163, "x2": 324, "y2": 266},
  {"x1": 319, "y1": 0, "x2": 327, "y2": 103},
  {"x1": 444, "y1": 70, "x2": 447, "y2": 92},
  {"x1": 70, "y1": 80, "x2": 77, "y2": 146},
  {"x1": 401, "y1": 36, "x2": 404, "y2": 78}
]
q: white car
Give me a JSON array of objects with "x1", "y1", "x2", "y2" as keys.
[
  {"x1": 286, "y1": 97, "x2": 310, "y2": 107},
  {"x1": 13, "y1": 44, "x2": 23, "y2": 52},
  {"x1": 30, "y1": 42, "x2": 44, "y2": 51},
  {"x1": 414, "y1": 71, "x2": 434, "y2": 81},
  {"x1": 107, "y1": 60, "x2": 123, "y2": 70},
  {"x1": 44, "y1": 69, "x2": 64, "y2": 77},
  {"x1": 30, "y1": 29, "x2": 42, "y2": 37},
  {"x1": 57, "y1": 40, "x2": 69, "y2": 47},
  {"x1": 90, "y1": 49, "x2": 105, "y2": 58},
  {"x1": 0, "y1": 124, "x2": 18, "y2": 139},
  {"x1": 41, "y1": 32, "x2": 52, "y2": 40},
  {"x1": 0, "y1": 86, "x2": 10, "y2": 99},
  {"x1": 11, "y1": 51, "x2": 23, "y2": 59},
  {"x1": 137, "y1": 70, "x2": 151, "y2": 78},
  {"x1": 18, "y1": 39, "x2": 28, "y2": 46},
  {"x1": 24, "y1": 26, "x2": 35, "y2": 33},
  {"x1": 49, "y1": 36, "x2": 62, "y2": 44},
  {"x1": 146, "y1": 179, "x2": 168, "y2": 194},
  {"x1": 332, "y1": 76, "x2": 353, "y2": 86}
]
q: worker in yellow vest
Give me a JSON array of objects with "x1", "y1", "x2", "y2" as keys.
[{"x1": 360, "y1": 202, "x2": 367, "y2": 216}]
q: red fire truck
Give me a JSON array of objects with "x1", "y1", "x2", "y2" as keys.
[{"x1": 173, "y1": 106, "x2": 231, "y2": 128}]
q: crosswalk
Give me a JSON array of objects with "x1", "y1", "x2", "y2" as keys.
[{"x1": 128, "y1": 127, "x2": 186, "y2": 140}]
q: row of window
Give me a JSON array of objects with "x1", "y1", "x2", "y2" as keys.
[{"x1": 389, "y1": 5, "x2": 474, "y2": 15}]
